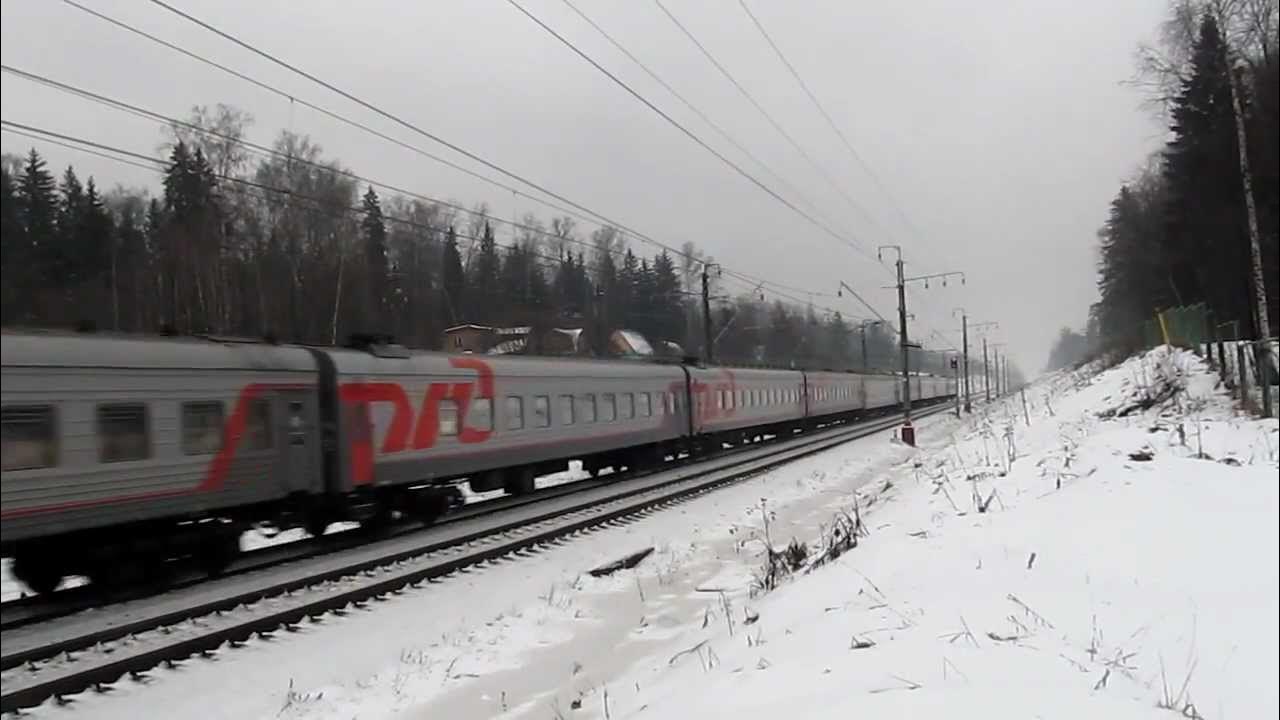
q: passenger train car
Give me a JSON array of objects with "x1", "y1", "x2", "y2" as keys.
[{"x1": 1, "y1": 331, "x2": 953, "y2": 594}]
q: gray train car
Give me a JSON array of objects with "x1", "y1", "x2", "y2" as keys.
[
  {"x1": 0, "y1": 331, "x2": 324, "y2": 591},
  {"x1": 327, "y1": 350, "x2": 692, "y2": 497},
  {"x1": 803, "y1": 370, "x2": 866, "y2": 418},
  {"x1": 684, "y1": 366, "x2": 806, "y2": 439}
]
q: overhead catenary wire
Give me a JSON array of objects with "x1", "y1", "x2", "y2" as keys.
[
  {"x1": 651, "y1": 0, "x2": 886, "y2": 247},
  {"x1": 734, "y1": 0, "x2": 971, "y2": 279},
  {"x1": 555, "y1": 0, "x2": 853, "y2": 240},
  {"x1": 0, "y1": 119, "x2": 586, "y2": 278},
  {"x1": 8, "y1": 117, "x2": 955, "y2": 357},
  {"x1": 3, "y1": 62, "x2": 856, "y2": 317},
  {"x1": 498, "y1": 0, "x2": 877, "y2": 264},
  {"x1": 72, "y1": 0, "x2": 883, "y2": 312},
  {"x1": 48, "y1": 1, "x2": 958, "y2": 352}
]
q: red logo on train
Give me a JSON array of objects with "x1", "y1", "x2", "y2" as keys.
[{"x1": 339, "y1": 357, "x2": 496, "y2": 484}]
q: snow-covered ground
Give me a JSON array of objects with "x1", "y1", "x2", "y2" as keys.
[{"x1": 15, "y1": 347, "x2": 1277, "y2": 719}]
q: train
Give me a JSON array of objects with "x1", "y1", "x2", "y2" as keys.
[{"x1": 0, "y1": 330, "x2": 954, "y2": 595}]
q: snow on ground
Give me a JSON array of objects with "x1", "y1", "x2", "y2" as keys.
[
  {"x1": 23, "y1": 409, "x2": 957, "y2": 720},
  {"x1": 558, "y1": 347, "x2": 1278, "y2": 720}
]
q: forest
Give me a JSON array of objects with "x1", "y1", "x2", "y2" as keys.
[
  {"x1": 0, "y1": 111, "x2": 942, "y2": 375},
  {"x1": 1088, "y1": 0, "x2": 1278, "y2": 359}
]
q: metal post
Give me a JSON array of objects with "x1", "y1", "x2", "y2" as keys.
[
  {"x1": 701, "y1": 265, "x2": 713, "y2": 364},
  {"x1": 954, "y1": 354, "x2": 961, "y2": 418},
  {"x1": 896, "y1": 257, "x2": 911, "y2": 427},
  {"x1": 860, "y1": 324, "x2": 869, "y2": 372},
  {"x1": 961, "y1": 314, "x2": 971, "y2": 413},
  {"x1": 992, "y1": 354, "x2": 998, "y2": 397},
  {"x1": 982, "y1": 337, "x2": 991, "y2": 403}
]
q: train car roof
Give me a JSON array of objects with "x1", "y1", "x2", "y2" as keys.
[
  {"x1": 685, "y1": 365, "x2": 804, "y2": 381},
  {"x1": 1, "y1": 330, "x2": 319, "y2": 372},
  {"x1": 325, "y1": 347, "x2": 691, "y2": 380}
]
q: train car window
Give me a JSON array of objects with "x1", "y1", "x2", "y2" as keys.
[
  {"x1": 716, "y1": 390, "x2": 725, "y2": 410},
  {"x1": 470, "y1": 397, "x2": 494, "y2": 431},
  {"x1": 1, "y1": 405, "x2": 57, "y2": 470},
  {"x1": 505, "y1": 396, "x2": 523, "y2": 431},
  {"x1": 181, "y1": 401, "x2": 225, "y2": 455},
  {"x1": 601, "y1": 393, "x2": 617, "y2": 422},
  {"x1": 245, "y1": 399, "x2": 273, "y2": 450},
  {"x1": 581, "y1": 394, "x2": 597, "y2": 423},
  {"x1": 439, "y1": 400, "x2": 459, "y2": 436},
  {"x1": 620, "y1": 393, "x2": 634, "y2": 420},
  {"x1": 533, "y1": 396, "x2": 550, "y2": 428},
  {"x1": 638, "y1": 392, "x2": 652, "y2": 417},
  {"x1": 560, "y1": 395, "x2": 575, "y2": 425},
  {"x1": 97, "y1": 403, "x2": 150, "y2": 463}
]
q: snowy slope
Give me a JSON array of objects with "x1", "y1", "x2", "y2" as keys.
[{"x1": 565, "y1": 347, "x2": 1279, "y2": 720}]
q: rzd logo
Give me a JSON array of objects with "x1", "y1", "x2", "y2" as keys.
[{"x1": 339, "y1": 357, "x2": 495, "y2": 484}]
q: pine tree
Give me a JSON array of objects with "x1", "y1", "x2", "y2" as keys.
[
  {"x1": 650, "y1": 252, "x2": 682, "y2": 334},
  {"x1": 441, "y1": 225, "x2": 465, "y2": 326},
  {"x1": 360, "y1": 186, "x2": 389, "y2": 329},
  {"x1": 1162, "y1": 13, "x2": 1253, "y2": 332},
  {"x1": 468, "y1": 222, "x2": 500, "y2": 324},
  {"x1": 1, "y1": 163, "x2": 26, "y2": 323}
]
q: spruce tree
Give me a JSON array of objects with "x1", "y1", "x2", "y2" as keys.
[
  {"x1": 360, "y1": 186, "x2": 389, "y2": 326},
  {"x1": 442, "y1": 226, "x2": 465, "y2": 325}
]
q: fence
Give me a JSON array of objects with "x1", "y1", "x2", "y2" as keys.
[{"x1": 1143, "y1": 303, "x2": 1277, "y2": 418}]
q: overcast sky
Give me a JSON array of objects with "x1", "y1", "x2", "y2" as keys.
[{"x1": 0, "y1": 0, "x2": 1170, "y2": 375}]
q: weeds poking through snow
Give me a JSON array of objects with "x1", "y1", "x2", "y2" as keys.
[{"x1": 1158, "y1": 654, "x2": 1204, "y2": 719}]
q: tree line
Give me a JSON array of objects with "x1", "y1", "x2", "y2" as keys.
[
  {"x1": 1, "y1": 108, "x2": 966, "y2": 376},
  {"x1": 1089, "y1": 0, "x2": 1278, "y2": 357}
]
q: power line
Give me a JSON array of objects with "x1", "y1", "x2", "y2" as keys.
[
  {"x1": 64, "y1": 0, "x2": 954, "y2": 349},
  {"x1": 5, "y1": 119, "x2": 950, "y2": 356},
  {"x1": 556, "y1": 0, "x2": 851, "y2": 239},
  {"x1": 56, "y1": 0, "x2": 815, "y2": 298},
  {"x1": 500, "y1": 0, "x2": 873, "y2": 263},
  {"x1": 141, "y1": 0, "x2": 716, "y2": 264},
  {"x1": 56, "y1": 0, "x2": 663, "y2": 256},
  {"x1": 0, "y1": 118, "x2": 582, "y2": 275},
  {"x1": 652, "y1": 0, "x2": 885, "y2": 248},
  {"x1": 5, "y1": 62, "x2": 889, "y2": 331},
  {"x1": 735, "y1": 0, "x2": 967, "y2": 275},
  {"x1": 66, "y1": 0, "x2": 909, "y2": 334}
]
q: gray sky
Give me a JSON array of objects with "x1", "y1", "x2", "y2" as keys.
[{"x1": 0, "y1": 0, "x2": 1169, "y2": 375}]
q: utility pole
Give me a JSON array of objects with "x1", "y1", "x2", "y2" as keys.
[
  {"x1": 991, "y1": 345, "x2": 1000, "y2": 398},
  {"x1": 880, "y1": 245, "x2": 964, "y2": 445},
  {"x1": 982, "y1": 337, "x2": 991, "y2": 403},
  {"x1": 701, "y1": 263, "x2": 719, "y2": 364},
  {"x1": 836, "y1": 282, "x2": 887, "y2": 373},
  {"x1": 966, "y1": 320, "x2": 999, "y2": 406},
  {"x1": 990, "y1": 342, "x2": 1007, "y2": 397},
  {"x1": 857, "y1": 319, "x2": 881, "y2": 371},
  {"x1": 953, "y1": 308, "x2": 971, "y2": 413},
  {"x1": 952, "y1": 352, "x2": 961, "y2": 417}
]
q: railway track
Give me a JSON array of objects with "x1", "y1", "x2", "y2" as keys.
[{"x1": 0, "y1": 402, "x2": 949, "y2": 713}]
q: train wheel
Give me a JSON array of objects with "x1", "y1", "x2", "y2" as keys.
[
  {"x1": 305, "y1": 516, "x2": 331, "y2": 538},
  {"x1": 503, "y1": 467, "x2": 536, "y2": 496},
  {"x1": 11, "y1": 554, "x2": 63, "y2": 596},
  {"x1": 197, "y1": 526, "x2": 240, "y2": 577}
]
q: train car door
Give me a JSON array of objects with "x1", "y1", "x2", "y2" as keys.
[{"x1": 277, "y1": 390, "x2": 318, "y2": 494}]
